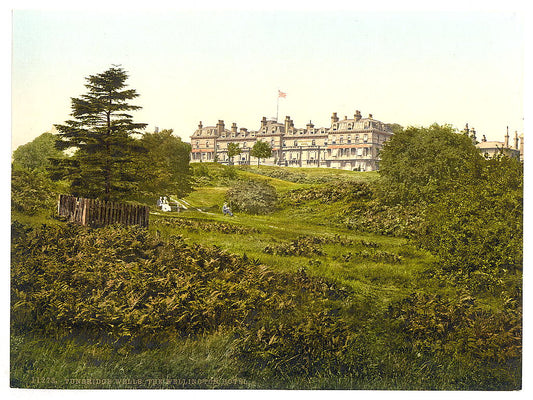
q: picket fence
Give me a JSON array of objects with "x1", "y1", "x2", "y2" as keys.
[{"x1": 57, "y1": 195, "x2": 149, "y2": 228}]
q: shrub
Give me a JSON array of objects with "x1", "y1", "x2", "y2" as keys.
[
  {"x1": 225, "y1": 180, "x2": 278, "y2": 214},
  {"x1": 11, "y1": 166, "x2": 57, "y2": 215}
]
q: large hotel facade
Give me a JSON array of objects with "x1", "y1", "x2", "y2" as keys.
[{"x1": 190, "y1": 110, "x2": 393, "y2": 171}]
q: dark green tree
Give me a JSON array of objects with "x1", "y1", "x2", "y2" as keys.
[
  {"x1": 50, "y1": 66, "x2": 147, "y2": 201},
  {"x1": 12, "y1": 132, "x2": 65, "y2": 171},
  {"x1": 226, "y1": 142, "x2": 242, "y2": 165},
  {"x1": 250, "y1": 140, "x2": 272, "y2": 166},
  {"x1": 135, "y1": 129, "x2": 193, "y2": 200},
  {"x1": 377, "y1": 124, "x2": 483, "y2": 206}
]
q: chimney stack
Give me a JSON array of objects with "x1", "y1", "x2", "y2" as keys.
[
  {"x1": 198, "y1": 121, "x2": 203, "y2": 129},
  {"x1": 231, "y1": 122, "x2": 237, "y2": 133},
  {"x1": 515, "y1": 130, "x2": 519, "y2": 149},
  {"x1": 354, "y1": 110, "x2": 362, "y2": 121},
  {"x1": 285, "y1": 116, "x2": 291, "y2": 133},
  {"x1": 505, "y1": 126, "x2": 510, "y2": 147},
  {"x1": 331, "y1": 112, "x2": 339, "y2": 125},
  {"x1": 261, "y1": 116, "x2": 267, "y2": 129},
  {"x1": 217, "y1": 120, "x2": 225, "y2": 135}
]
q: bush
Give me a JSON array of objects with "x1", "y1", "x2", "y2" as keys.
[
  {"x1": 416, "y1": 155, "x2": 522, "y2": 273},
  {"x1": 226, "y1": 180, "x2": 278, "y2": 214},
  {"x1": 11, "y1": 166, "x2": 57, "y2": 215}
]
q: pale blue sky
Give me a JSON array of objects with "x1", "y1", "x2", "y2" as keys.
[{"x1": 11, "y1": 7, "x2": 525, "y2": 150}]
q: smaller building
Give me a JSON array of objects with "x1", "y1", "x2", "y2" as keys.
[{"x1": 475, "y1": 126, "x2": 522, "y2": 160}]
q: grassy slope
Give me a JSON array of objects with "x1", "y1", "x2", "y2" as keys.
[
  {"x1": 11, "y1": 164, "x2": 516, "y2": 389},
  {"x1": 152, "y1": 165, "x2": 435, "y2": 309}
]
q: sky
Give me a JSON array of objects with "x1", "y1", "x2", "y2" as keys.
[{"x1": 9, "y1": 2, "x2": 527, "y2": 152}]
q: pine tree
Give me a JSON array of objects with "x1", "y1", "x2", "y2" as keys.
[{"x1": 50, "y1": 66, "x2": 147, "y2": 201}]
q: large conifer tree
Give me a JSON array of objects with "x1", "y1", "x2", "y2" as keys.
[{"x1": 50, "y1": 66, "x2": 147, "y2": 201}]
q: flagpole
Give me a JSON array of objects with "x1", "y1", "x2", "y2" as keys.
[{"x1": 276, "y1": 90, "x2": 279, "y2": 122}]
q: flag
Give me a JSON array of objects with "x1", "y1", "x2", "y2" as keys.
[{"x1": 278, "y1": 90, "x2": 287, "y2": 98}]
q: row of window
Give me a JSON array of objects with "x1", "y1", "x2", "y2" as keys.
[{"x1": 195, "y1": 135, "x2": 375, "y2": 149}]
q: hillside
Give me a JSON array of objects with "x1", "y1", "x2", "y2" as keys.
[{"x1": 10, "y1": 163, "x2": 521, "y2": 390}]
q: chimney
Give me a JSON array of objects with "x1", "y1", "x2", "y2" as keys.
[
  {"x1": 306, "y1": 120, "x2": 314, "y2": 130},
  {"x1": 331, "y1": 112, "x2": 339, "y2": 125},
  {"x1": 217, "y1": 120, "x2": 225, "y2": 135},
  {"x1": 231, "y1": 122, "x2": 238, "y2": 133},
  {"x1": 368, "y1": 113, "x2": 373, "y2": 119},
  {"x1": 482, "y1": 135, "x2": 487, "y2": 142},
  {"x1": 354, "y1": 110, "x2": 362, "y2": 121},
  {"x1": 471, "y1": 128, "x2": 476, "y2": 142},
  {"x1": 464, "y1": 123, "x2": 469, "y2": 136},
  {"x1": 505, "y1": 126, "x2": 510, "y2": 147},
  {"x1": 261, "y1": 116, "x2": 267, "y2": 129},
  {"x1": 515, "y1": 131, "x2": 519, "y2": 149},
  {"x1": 284, "y1": 116, "x2": 291, "y2": 133},
  {"x1": 198, "y1": 121, "x2": 203, "y2": 129}
]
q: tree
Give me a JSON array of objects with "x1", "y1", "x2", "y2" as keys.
[
  {"x1": 250, "y1": 141, "x2": 272, "y2": 166},
  {"x1": 377, "y1": 124, "x2": 483, "y2": 206},
  {"x1": 12, "y1": 132, "x2": 65, "y2": 171},
  {"x1": 50, "y1": 66, "x2": 147, "y2": 201},
  {"x1": 417, "y1": 155, "x2": 522, "y2": 274},
  {"x1": 135, "y1": 129, "x2": 192, "y2": 200},
  {"x1": 226, "y1": 142, "x2": 242, "y2": 165}
]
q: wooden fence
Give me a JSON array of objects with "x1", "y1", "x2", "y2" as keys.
[{"x1": 58, "y1": 195, "x2": 149, "y2": 228}]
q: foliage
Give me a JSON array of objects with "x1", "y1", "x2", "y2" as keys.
[
  {"x1": 280, "y1": 181, "x2": 372, "y2": 205},
  {"x1": 334, "y1": 249, "x2": 402, "y2": 264},
  {"x1": 250, "y1": 141, "x2": 272, "y2": 166},
  {"x1": 11, "y1": 222, "x2": 351, "y2": 350},
  {"x1": 343, "y1": 201, "x2": 425, "y2": 238},
  {"x1": 377, "y1": 124, "x2": 483, "y2": 206},
  {"x1": 11, "y1": 165, "x2": 57, "y2": 215},
  {"x1": 264, "y1": 237, "x2": 325, "y2": 257},
  {"x1": 225, "y1": 180, "x2": 278, "y2": 214},
  {"x1": 49, "y1": 66, "x2": 147, "y2": 201},
  {"x1": 226, "y1": 143, "x2": 242, "y2": 165},
  {"x1": 12, "y1": 132, "x2": 65, "y2": 171},
  {"x1": 191, "y1": 163, "x2": 238, "y2": 187},
  {"x1": 152, "y1": 217, "x2": 259, "y2": 235},
  {"x1": 385, "y1": 291, "x2": 521, "y2": 387},
  {"x1": 416, "y1": 155, "x2": 522, "y2": 273},
  {"x1": 134, "y1": 129, "x2": 192, "y2": 200}
]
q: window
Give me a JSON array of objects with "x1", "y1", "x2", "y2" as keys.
[
  {"x1": 312, "y1": 140, "x2": 316, "y2": 146},
  {"x1": 363, "y1": 134, "x2": 368, "y2": 142}
]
